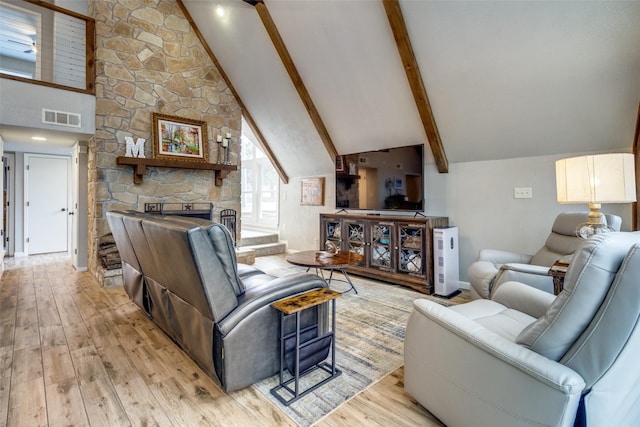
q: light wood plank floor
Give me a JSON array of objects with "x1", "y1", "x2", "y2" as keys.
[{"x1": 0, "y1": 253, "x2": 455, "y2": 426}]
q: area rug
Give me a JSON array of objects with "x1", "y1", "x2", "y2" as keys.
[{"x1": 252, "y1": 265, "x2": 458, "y2": 427}]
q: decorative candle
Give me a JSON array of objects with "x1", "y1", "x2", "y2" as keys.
[
  {"x1": 222, "y1": 138, "x2": 228, "y2": 148},
  {"x1": 226, "y1": 133, "x2": 231, "y2": 139},
  {"x1": 216, "y1": 134, "x2": 223, "y2": 142}
]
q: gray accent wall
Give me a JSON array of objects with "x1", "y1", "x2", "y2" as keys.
[{"x1": 278, "y1": 151, "x2": 632, "y2": 285}]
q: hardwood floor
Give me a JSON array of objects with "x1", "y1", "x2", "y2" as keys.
[{"x1": 0, "y1": 253, "x2": 451, "y2": 426}]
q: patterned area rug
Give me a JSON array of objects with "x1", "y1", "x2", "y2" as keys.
[{"x1": 252, "y1": 265, "x2": 460, "y2": 427}]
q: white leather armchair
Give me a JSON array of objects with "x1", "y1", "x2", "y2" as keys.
[
  {"x1": 405, "y1": 231, "x2": 640, "y2": 427},
  {"x1": 468, "y1": 212, "x2": 621, "y2": 299}
]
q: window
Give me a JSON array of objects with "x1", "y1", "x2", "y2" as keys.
[{"x1": 241, "y1": 128, "x2": 279, "y2": 230}]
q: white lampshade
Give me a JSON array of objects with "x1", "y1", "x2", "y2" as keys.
[{"x1": 556, "y1": 153, "x2": 636, "y2": 204}]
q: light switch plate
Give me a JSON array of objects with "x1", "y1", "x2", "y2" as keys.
[{"x1": 514, "y1": 187, "x2": 533, "y2": 199}]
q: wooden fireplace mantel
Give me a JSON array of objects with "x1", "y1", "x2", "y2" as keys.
[{"x1": 116, "y1": 157, "x2": 237, "y2": 186}]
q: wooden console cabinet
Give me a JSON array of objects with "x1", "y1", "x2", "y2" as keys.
[{"x1": 320, "y1": 213, "x2": 449, "y2": 294}]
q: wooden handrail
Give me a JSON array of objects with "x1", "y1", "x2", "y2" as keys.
[{"x1": 382, "y1": 0, "x2": 449, "y2": 174}]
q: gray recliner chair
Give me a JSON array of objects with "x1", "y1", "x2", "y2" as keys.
[
  {"x1": 405, "y1": 231, "x2": 640, "y2": 427},
  {"x1": 468, "y1": 212, "x2": 621, "y2": 299},
  {"x1": 107, "y1": 210, "x2": 327, "y2": 392}
]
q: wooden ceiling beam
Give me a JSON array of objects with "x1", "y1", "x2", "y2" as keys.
[
  {"x1": 176, "y1": 0, "x2": 289, "y2": 183},
  {"x1": 382, "y1": 0, "x2": 449, "y2": 173},
  {"x1": 254, "y1": 1, "x2": 338, "y2": 163}
]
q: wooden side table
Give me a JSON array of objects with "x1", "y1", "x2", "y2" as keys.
[
  {"x1": 270, "y1": 288, "x2": 342, "y2": 405},
  {"x1": 548, "y1": 260, "x2": 570, "y2": 295}
]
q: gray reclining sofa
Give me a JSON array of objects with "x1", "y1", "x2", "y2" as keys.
[{"x1": 106, "y1": 210, "x2": 327, "y2": 392}]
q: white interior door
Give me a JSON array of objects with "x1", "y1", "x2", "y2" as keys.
[{"x1": 25, "y1": 154, "x2": 70, "y2": 255}]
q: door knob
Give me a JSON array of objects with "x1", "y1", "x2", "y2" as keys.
[
  {"x1": 69, "y1": 212, "x2": 75, "y2": 216},
  {"x1": 61, "y1": 208, "x2": 66, "y2": 212}
]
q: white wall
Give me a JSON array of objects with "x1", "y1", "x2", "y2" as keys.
[
  {"x1": 278, "y1": 151, "x2": 633, "y2": 284},
  {"x1": 55, "y1": 0, "x2": 88, "y2": 18},
  {"x1": 279, "y1": 174, "x2": 336, "y2": 251},
  {"x1": 72, "y1": 143, "x2": 88, "y2": 270},
  {"x1": 1, "y1": 79, "x2": 93, "y2": 259},
  {"x1": 425, "y1": 153, "x2": 631, "y2": 283},
  {"x1": 0, "y1": 79, "x2": 95, "y2": 137}
]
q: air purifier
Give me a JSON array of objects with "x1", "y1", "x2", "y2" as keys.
[{"x1": 433, "y1": 227, "x2": 460, "y2": 298}]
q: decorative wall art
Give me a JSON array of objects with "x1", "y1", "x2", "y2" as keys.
[
  {"x1": 124, "y1": 136, "x2": 146, "y2": 158},
  {"x1": 151, "y1": 112, "x2": 208, "y2": 162},
  {"x1": 301, "y1": 177, "x2": 325, "y2": 206}
]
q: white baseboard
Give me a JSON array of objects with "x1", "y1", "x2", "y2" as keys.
[{"x1": 14, "y1": 252, "x2": 26, "y2": 258}]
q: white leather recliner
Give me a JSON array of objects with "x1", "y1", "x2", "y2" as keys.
[
  {"x1": 467, "y1": 212, "x2": 622, "y2": 299},
  {"x1": 405, "y1": 231, "x2": 640, "y2": 427}
]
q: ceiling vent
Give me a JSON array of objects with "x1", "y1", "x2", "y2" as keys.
[{"x1": 42, "y1": 109, "x2": 81, "y2": 128}]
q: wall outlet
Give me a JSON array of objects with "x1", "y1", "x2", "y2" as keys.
[{"x1": 514, "y1": 187, "x2": 533, "y2": 199}]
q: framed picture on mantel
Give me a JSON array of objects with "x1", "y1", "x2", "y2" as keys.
[{"x1": 151, "y1": 112, "x2": 208, "y2": 162}]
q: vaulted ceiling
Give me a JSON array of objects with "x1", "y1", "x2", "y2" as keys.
[{"x1": 181, "y1": 0, "x2": 640, "y2": 181}]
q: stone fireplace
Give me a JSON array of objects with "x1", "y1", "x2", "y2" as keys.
[{"x1": 87, "y1": 0, "x2": 242, "y2": 281}]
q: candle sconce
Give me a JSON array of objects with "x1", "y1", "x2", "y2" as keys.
[
  {"x1": 223, "y1": 133, "x2": 231, "y2": 165},
  {"x1": 216, "y1": 135, "x2": 224, "y2": 164},
  {"x1": 215, "y1": 133, "x2": 232, "y2": 165},
  {"x1": 224, "y1": 145, "x2": 230, "y2": 164}
]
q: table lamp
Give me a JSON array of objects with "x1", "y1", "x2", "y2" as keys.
[{"x1": 556, "y1": 153, "x2": 636, "y2": 238}]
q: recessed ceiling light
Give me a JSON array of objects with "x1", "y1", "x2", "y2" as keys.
[
  {"x1": 32, "y1": 136, "x2": 46, "y2": 141},
  {"x1": 216, "y1": 6, "x2": 225, "y2": 17}
]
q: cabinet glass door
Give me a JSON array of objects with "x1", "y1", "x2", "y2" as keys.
[
  {"x1": 370, "y1": 223, "x2": 393, "y2": 270},
  {"x1": 346, "y1": 221, "x2": 365, "y2": 255},
  {"x1": 324, "y1": 220, "x2": 342, "y2": 250},
  {"x1": 398, "y1": 224, "x2": 425, "y2": 276}
]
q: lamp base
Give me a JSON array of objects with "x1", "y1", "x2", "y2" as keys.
[
  {"x1": 575, "y1": 203, "x2": 613, "y2": 239},
  {"x1": 576, "y1": 222, "x2": 615, "y2": 239}
]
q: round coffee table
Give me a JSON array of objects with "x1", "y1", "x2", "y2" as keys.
[{"x1": 285, "y1": 250, "x2": 364, "y2": 294}]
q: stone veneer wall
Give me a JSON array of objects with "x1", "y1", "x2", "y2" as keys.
[{"x1": 88, "y1": 0, "x2": 241, "y2": 277}]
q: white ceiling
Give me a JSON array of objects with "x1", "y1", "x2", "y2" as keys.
[
  {"x1": 405, "y1": 1, "x2": 640, "y2": 163},
  {"x1": 0, "y1": 124, "x2": 83, "y2": 154},
  {"x1": 2, "y1": 1, "x2": 638, "y2": 177},
  {"x1": 183, "y1": 0, "x2": 640, "y2": 177}
]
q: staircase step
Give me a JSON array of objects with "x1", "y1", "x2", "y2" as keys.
[
  {"x1": 239, "y1": 230, "x2": 279, "y2": 247},
  {"x1": 242, "y1": 241, "x2": 287, "y2": 257},
  {"x1": 235, "y1": 247, "x2": 256, "y2": 265}
]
